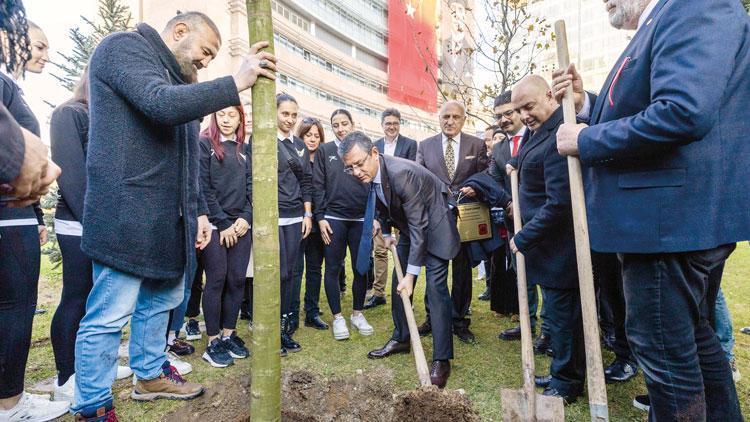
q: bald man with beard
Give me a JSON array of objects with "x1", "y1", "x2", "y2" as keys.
[{"x1": 507, "y1": 75, "x2": 587, "y2": 404}]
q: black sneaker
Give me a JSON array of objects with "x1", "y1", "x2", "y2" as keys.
[
  {"x1": 633, "y1": 394, "x2": 650, "y2": 412},
  {"x1": 184, "y1": 319, "x2": 201, "y2": 341},
  {"x1": 223, "y1": 333, "x2": 250, "y2": 359},
  {"x1": 202, "y1": 338, "x2": 234, "y2": 368}
]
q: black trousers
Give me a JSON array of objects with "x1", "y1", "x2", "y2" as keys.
[
  {"x1": 489, "y1": 243, "x2": 518, "y2": 315},
  {"x1": 424, "y1": 243, "x2": 473, "y2": 329},
  {"x1": 543, "y1": 286, "x2": 585, "y2": 396},
  {"x1": 301, "y1": 231, "x2": 324, "y2": 318},
  {"x1": 200, "y1": 230, "x2": 252, "y2": 336},
  {"x1": 391, "y1": 236, "x2": 453, "y2": 361},
  {"x1": 0, "y1": 225, "x2": 40, "y2": 398},
  {"x1": 322, "y1": 219, "x2": 367, "y2": 314},
  {"x1": 279, "y1": 222, "x2": 302, "y2": 316},
  {"x1": 620, "y1": 244, "x2": 741, "y2": 422},
  {"x1": 186, "y1": 261, "x2": 204, "y2": 319},
  {"x1": 593, "y1": 251, "x2": 634, "y2": 364},
  {"x1": 51, "y1": 234, "x2": 93, "y2": 385}
]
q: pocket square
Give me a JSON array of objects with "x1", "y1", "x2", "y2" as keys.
[{"x1": 465, "y1": 155, "x2": 475, "y2": 159}]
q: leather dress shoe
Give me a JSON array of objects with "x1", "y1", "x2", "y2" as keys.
[
  {"x1": 605, "y1": 359, "x2": 638, "y2": 383},
  {"x1": 533, "y1": 334, "x2": 552, "y2": 356},
  {"x1": 363, "y1": 295, "x2": 386, "y2": 309},
  {"x1": 478, "y1": 288, "x2": 490, "y2": 301},
  {"x1": 168, "y1": 338, "x2": 195, "y2": 356},
  {"x1": 304, "y1": 315, "x2": 329, "y2": 330},
  {"x1": 454, "y1": 326, "x2": 476, "y2": 344},
  {"x1": 534, "y1": 375, "x2": 551, "y2": 388},
  {"x1": 499, "y1": 326, "x2": 534, "y2": 341},
  {"x1": 429, "y1": 360, "x2": 451, "y2": 388},
  {"x1": 417, "y1": 320, "x2": 432, "y2": 337},
  {"x1": 367, "y1": 339, "x2": 410, "y2": 359},
  {"x1": 542, "y1": 387, "x2": 579, "y2": 405}
]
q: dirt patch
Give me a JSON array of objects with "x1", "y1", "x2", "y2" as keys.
[{"x1": 165, "y1": 369, "x2": 480, "y2": 421}]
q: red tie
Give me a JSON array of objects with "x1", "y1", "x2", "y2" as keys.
[{"x1": 511, "y1": 135, "x2": 521, "y2": 157}]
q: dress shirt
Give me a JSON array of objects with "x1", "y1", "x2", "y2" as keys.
[
  {"x1": 383, "y1": 135, "x2": 398, "y2": 156},
  {"x1": 441, "y1": 132, "x2": 462, "y2": 172}
]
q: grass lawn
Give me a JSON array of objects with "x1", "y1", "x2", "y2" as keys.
[{"x1": 29, "y1": 244, "x2": 750, "y2": 421}]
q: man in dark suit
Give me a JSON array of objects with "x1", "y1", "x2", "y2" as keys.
[
  {"x1": 507, "y1": 75, "x2": 584, "y2": 404},
  {"x1": 553, "y1": 0, "x2": 749, "y2": 419},
  {"x1": 366, "y1": 108, "x2": 418, "y2": 310},
  {"x1": 417, "y1": 100, "x2": 488, "y2": 343},
  {"x1": 488, "y1": 91, "x2": 550, "y2": 355},
  {"x1": 339, "y1": 131, "x2": 459, "y2": 389}
]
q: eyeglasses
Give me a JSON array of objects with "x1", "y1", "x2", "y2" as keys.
[
  {"x1": 493, "y1": 110, "x2": 516, "y2": 120},
  {"x1": 343, "y1": 151, "x2": 373, "y2": 174},
  {"x1": 383, "y1": 121, "x2": 400, "y2": 127}
]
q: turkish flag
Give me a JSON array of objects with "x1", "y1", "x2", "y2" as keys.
[{"x1": 387, "y1": 0, "x2": 438, "y2": 112}]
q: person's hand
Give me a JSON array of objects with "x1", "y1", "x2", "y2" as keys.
[
  {"x1": 383, "y1": 235, "x2": 397, "y2": 249},
  {"x1": 505, "y1": 163, "x2": 515, "y2": 176},
  {"x1": 38, "y1": 225, "x2": 48, "y2": 246},
  {"x1": 319, "y1": 220, "x2": 333, "y2": 245},
  {"x1": 302, "y1": 216, "x2": 312, "y2": 239},
  {"x1": 372, "y1": 219, "x2": 382, "y2": 237},
  {"x1": 509, "y1": 238, "x2": 519, "y2": 254},
  {"x1": 220, "y1": 226, "x2": 237, "y2": 248},
  {"x1": 505, "y1": 201, "x2": 513, "y2": 218},
  {"x1": 195, "y1": 215, "x2": 213, "y2": 250},
  {"x1": 233, "y1": 41, "x2": 277, "y2": 92},
  {"x1": 556, "y1": 123, "x2": 588, "y2": 156},
  {"x1": 459, "y1": 186, "x2": 476, "y2": 198},
  {"x1": 552, "y1": 63, "x2": 585, "y2": 113},
  {"x1": 234, "y1": 217, "x2": 250, "y2": 237},
  {"x1": 397, "y1": 273, "x2": 415, "y2": 297},
  {"x1": 9, "y1": 128, "x2": 61, "y2": 208}
]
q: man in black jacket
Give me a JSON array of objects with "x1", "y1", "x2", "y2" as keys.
[
  {"x1": 73, "y1": 12, "x2": 275, "y2": 421},
  {"x1": 508, "y1": 75, "x2": 584, "y2": 404},
  {"x1": 366, "y1": 107, "x2": 418, "y2": 309}
]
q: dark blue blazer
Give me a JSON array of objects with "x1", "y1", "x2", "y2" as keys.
[
  {"x1": 578, "y1": 0, "x2": 750, "y2": 254},
  {"x1": 512, "y1": 107, "x2": 578, "y2": 290},
  {"x1": 374, "y1": 135, "x2": 417, "y2": 161}
]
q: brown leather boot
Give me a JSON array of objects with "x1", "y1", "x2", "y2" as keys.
[{"x1": 131, "y1": 362, "x2": 204, "y2": 401}]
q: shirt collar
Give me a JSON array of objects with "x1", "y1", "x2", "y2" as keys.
[
  {"x1": 637, "y1": 0, "x2": 660, "y2": 30},
  {"x1": 277, "y1": 131, "x2": 292, "y2": 142},
  {"x1": 384, "y1": 135, "x2": 399, "y2": 145},
  {"x1": 373, "y1": 162, "x2": 382, "y2": 184},
  {"x1": 442, "y1": 132, "x2": 461, "y2": 144},
  {"x1": 334, "y1": 139, "x2": 342, "y2": 148},
  {"x1": 220, "y1": 134, "x2": 238, "y2": 143}
]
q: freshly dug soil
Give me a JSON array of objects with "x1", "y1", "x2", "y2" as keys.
[{"x1": 165, "y1": 369, "x2": 480, "y2": 421}]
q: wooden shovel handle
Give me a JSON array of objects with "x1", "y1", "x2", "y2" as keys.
[
  {"x1": 555, "y1": 20, "x2": 609, "y2": 422},
  {"x1": 389, "y1": 244, "x2": 432, "y2": 387}
]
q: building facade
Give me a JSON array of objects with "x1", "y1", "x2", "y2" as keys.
[{"x1": 127, "y1": 0, "x2": 463, "y2": 141}]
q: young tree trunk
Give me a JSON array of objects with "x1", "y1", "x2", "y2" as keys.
[{"x1": 246, "y1": 1, "x2": 280, "y2": 420}]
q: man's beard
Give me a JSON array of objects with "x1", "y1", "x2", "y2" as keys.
[{"x1": 173, "y1": 42, "x2": 198, "y2": 83}]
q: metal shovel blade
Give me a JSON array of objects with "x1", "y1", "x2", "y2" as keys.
[{"x1": 501, "y1": 389, "x2": 565, "y2": 422}]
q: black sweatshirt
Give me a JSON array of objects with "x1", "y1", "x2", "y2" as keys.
[
  {"x1": 0, "y1": 72, "x2": 43, "y2": 225},
  {"x1": 199, "y1": 136, "x2": 252, "y2": 231},
  {"x1": 278, "y1": 135, "x2": 313, "y2": 219},
  {"x1": 50, "y1": 100, "x2": 88, "y2": 223},
  {"x1": 312, "y1": 141, "x2": 369, "y2": 221}
]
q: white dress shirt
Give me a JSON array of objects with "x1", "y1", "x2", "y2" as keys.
[
  {"x1": 383, "y1": 135, "x2": 398, "y2": 157},
  {"x1": 441, "y1": 132, "x2": 462, "y2": 172}
]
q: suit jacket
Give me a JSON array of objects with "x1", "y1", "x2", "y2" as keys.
[
  {"x1": 487, "y1": 139, "x2": 514, "y2": 213},
  {"x1": 374, "y1": 135, "x2": 417, "y2": 161},
  {"x1": 376, "y1": 155, "x2": 461, "y2": 268},
  {"x1": 512, "y1": 107, "x2": 578, "y2": 290},
  {"x1": 578, "y1": 0, "x2": 750, "y2": 253},
  {"x1": 417, "y1": 131, "x2": 488, "y2": 193}
]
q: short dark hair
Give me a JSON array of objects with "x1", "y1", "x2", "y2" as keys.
[
  {"x1": 165, "y1": 11, "x2": 222, "y2": 44},
  {"x1": 493, "y1": 90, "x2": 512, "y2": 108},
  {"x1": 330, "y1": 108, "x2": 353, "y2": 125},
  {"x1": 380, "y1": 107, "x2": 401, "y2": 123},
  {"x1": 338, "y1": 131, "x2": 372, "y2": 159},
  {"x1": 276, "y1": 92, "x2": 297, "y2": 107}
]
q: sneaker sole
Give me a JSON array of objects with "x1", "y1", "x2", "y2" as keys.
[
  {"x1": 632, "y1": 398, "x2": 650, "y2": 412},
  {"x1": 202, "y1": 352, "x2": 233, "y2": 368},
  {"x1": 228, "y1": 351, "x2": 249, "y2": 359},
  {"x1": 351, "y1": 325, "x2": 374, "y2": 336},
  {"x1": 333, "y1": 332, "x2": 350, "y2": 340},
  {"x1": 185, "y1": 333, "x2": 202, "y2": 341},
  {"x1": 131, "y1": 388, "x2": 205, "y2": 401}
]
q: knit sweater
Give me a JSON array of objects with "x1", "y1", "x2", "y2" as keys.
[{"x1": 81, "y1": 23, "x2": 240, "y2": 280}]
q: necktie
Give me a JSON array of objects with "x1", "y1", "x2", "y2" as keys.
[
  {"x1": 356, "y1": 183, "x2": 377, "y2": 276},
  {"x1": 445, "y1": 138, "x2": 456, "y2": 180},
  {"x1": 511, "y1": 135, "x2": 521, "y2": 157}
]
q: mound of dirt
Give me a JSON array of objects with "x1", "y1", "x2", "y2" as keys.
[{"x1": 165, "y1": 369, "x2": 480, "y2": 421}]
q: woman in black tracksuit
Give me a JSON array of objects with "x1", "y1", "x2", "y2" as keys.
[{"x1": 198, "y1": 105, "x2": 252, "y2": 368}]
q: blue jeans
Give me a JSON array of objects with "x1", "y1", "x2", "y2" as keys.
[
  {"x1": 169, "y1": 272, "x2": 193, "y2": 333},
  {"x1": 72, "y1": 262, "x2": 184, "y2": 414},
  {"x1": 714, "y1": 287, "x2": 735, "y2": 362}
]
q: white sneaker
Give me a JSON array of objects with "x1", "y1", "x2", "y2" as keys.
[
  {"x1": 731, "y1": 357, "x2": 742, "y2": 383},
  {"x1": 0, "y1": 392, "x2": 69, "y2": 422},
  {"x1": 332, "y1": 316, "x2": 350, "y2": 340},
  {"x1": 116, "y1": 365, "x2": 133, "y2": 380},
  {"x1": 349, "y1": 313, "x2": 374, "y2": 336},
  {"x1": 53, "y1": 374, "x2": 75, "y2": 405}
]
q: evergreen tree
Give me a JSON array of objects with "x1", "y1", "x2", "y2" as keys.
[
  {"x1": 51, "y1": 0, "x2": 132, "y2": 91},
  {"x1": 744, "y1": 0, "x2": 750, "y2": 14}
]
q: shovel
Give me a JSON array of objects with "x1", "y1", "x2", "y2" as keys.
[
  {"x1": 500, "y1": 170, "x2": 565, "y2": 422},
  {"x1": 389, "y1": 244, "x2": 432, "y2": 387}
]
